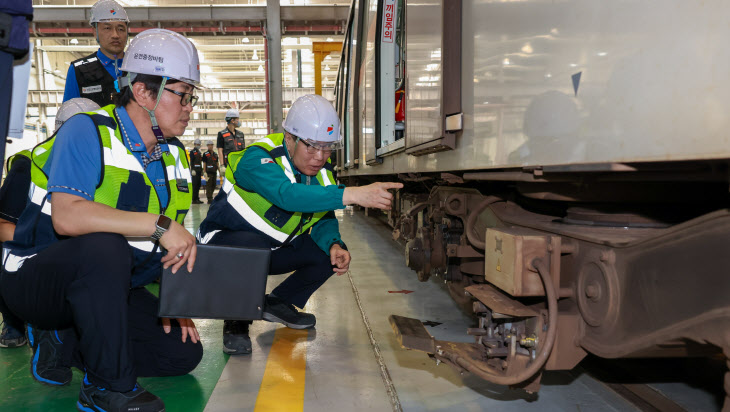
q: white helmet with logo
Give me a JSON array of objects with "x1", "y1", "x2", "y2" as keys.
[
  {"x1": 89, "y1": 0, "x2": 129, "y2": 25},
  {"x1": 283, "y1": 94, "x2": 341, "y2": 143},
  {"x1": 120, "y1": 28, "x2": 201, "y2": 87},
  {"x1": 55, "y1": 98, "x2": 101, "y2": 131}
]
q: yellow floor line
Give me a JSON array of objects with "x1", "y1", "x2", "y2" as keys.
[{"x1": 254, "y1": 328, "x2": 309, "y2": 412}]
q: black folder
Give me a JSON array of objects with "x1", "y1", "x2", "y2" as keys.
[{"x1": 158, "y1": 244, "x2": 270, "y2": 320}]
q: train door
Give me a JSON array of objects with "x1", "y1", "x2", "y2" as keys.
[
  {"x1": 402, "y1": 0, "x2": 461, "y2": 156},
  {"x1": 335, "y1": 0, "x2": 365, "y2": 170}
]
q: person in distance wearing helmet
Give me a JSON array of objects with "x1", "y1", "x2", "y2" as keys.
[
  {"x1": 197, "y1": 94, "x2": 403, "y2": 355},
  {"x1": 62, "y1": 0, "x2": 128, "y2": 106},
  {"x1": 189, "y1": 138, "x2": 203, "y2": 204},
  {"x1": 217, "y1": 108, "x2": 245, "y2": 175},
  {"x1": 0, "y1": 97, "x2": 100, "y2": 350},
  {"x1": 1, "y1": 29, "x2": 202, "y2": 412}
]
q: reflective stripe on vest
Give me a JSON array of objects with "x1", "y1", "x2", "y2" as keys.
[
  {"x1": 22, "y1": 105, "x2": 191, "y2": 256},
  {"x1": 222, "y1": 133, "x2": 336, "y2": 243}
]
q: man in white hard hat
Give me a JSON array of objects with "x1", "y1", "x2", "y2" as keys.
[
  {"x1": 1, "y1": 29, "x2": 201, "y2": 412},
  {"x1": 189, "y1": 138, "x2": 203, "y2": 204},
  {"x1": 216, "y1": 108, "x2": 245, "y2": 174},
  {"x1": 197, "y1": 94, "x2": 402, "y2": 355},
  {"x1": 0, "y1": 97, "x2": 99, "y2": 350},
  {"x1": 62, "y1": 0, "x2": 128, "y2": 106}
]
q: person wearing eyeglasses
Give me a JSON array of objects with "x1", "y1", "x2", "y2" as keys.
[
  {"x1": 0, "y1": 29, "x2": 202, "y2": 412},
  {"x1": 196, "y1": 94, "x2": 403, "y2": 355}
]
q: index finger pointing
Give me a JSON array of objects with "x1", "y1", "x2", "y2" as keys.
[{"x1": 381, "y1": 182, "x2": 403, "y2": 190}]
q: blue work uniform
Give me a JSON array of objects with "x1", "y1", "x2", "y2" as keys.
[{"x1": 0, "y1": 106, "x2": 202, "y2": 392}]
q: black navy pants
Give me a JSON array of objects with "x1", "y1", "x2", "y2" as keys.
[
  {"x1": 205, "y1": 172, "x2": 217, "y2": 203},
  {"x1": 208, "y1": 230, "x2": 334, "y2": 308},
  {"x1": 191, "y1": 167, "x2": 202, "y2": 202},
  {"x1": 0, "y1": 233, "x2": 203, "y2": 392}
]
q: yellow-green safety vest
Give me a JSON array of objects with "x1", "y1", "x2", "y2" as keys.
[{"x1": 222, "y1": 133, "x2": 336, "y2": 244}]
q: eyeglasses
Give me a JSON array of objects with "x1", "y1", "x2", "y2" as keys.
[
  {"x1": 163, "y1": 87, "x2": 199, "y2": 107},
  {"x1": 297, "y1": 137, "x2": 339, "y2": 155}
]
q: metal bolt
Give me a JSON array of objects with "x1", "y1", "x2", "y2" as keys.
[{"x1": 585, "y1": 284, "x2": 599, "y2": 299}]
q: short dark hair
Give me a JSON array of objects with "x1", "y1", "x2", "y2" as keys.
[{"x1": 114, "y1": 74, "x2": 180, "y2": 107}]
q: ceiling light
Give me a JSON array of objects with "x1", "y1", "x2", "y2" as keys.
[
  {"x1": 521, "y1": 43, "x2": 533, "y2": 53},
  {"x1": 252, "y1": 50, "x2": 258, "y2": 60},
  {"x1": 70, "y1": 38, "x2": 78, "y2": 44},
  {"x1": 258, "y1": 64, "x2": 264, "y2": 72},
  {"x1": 326, "y1": 37, "x2": 333, "y2": 42},
  {"x1": 503, "y1": 58, "x2": 510, "y2": 66},
  {"x1": 242, "y1": 37, "x2": 249, "y2": 43},
  {"x1": 325, "y1": 64, "x2": 330, "y2": 70}
]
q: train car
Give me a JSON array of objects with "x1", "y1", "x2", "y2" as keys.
[{"x1": 333, "y1": 0, "x2": 730, "y2": 407}]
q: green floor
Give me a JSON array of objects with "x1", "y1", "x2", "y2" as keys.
[{"x1": 0, "y1": 283, "x2": 228, "y2": 411}]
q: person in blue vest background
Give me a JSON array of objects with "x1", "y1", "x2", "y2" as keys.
[
  {"x1": 0, "y1": 98, "x2": 99, "y2": 350},
  {"x1": 62, "y1": 0, "x2": 128, "y2": 106},
  {"x1": 197, "y1": 94, "x2": 403, "y2": 355},
  {"x1": 1, "y1": 29, "x2": 203, "y2": 412}
]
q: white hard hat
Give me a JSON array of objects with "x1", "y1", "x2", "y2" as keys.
[
  {"x1": 193, "y1": 138, "x2": 201, "y2": 145},
  {"x1": 206, "y1": 140, "x2": 214, "y2": 145},
  {"x1": 120, "y1": 29, "x2": 201, "y2": 87},
  {"x1": 225, "y1": 108, "x2": 239, "y2": 119},
  {"x1": 282, "y1": 94, "x2": 341, "y2": 143},
  {"x1": 89, "y1": 0, "x2": 129, "y2": 25},
  {"x1": 55, "y1": 98, "x2": 101, "y2": 131}
]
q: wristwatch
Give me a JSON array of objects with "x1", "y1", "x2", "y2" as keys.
[{"x1": 151, "y1": 215, "x2": 172, "y2": 240}]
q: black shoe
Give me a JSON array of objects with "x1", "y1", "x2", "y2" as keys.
[
  {"x1": 28, "y1": 325, "x2": 73, "y2": 386},
  {"x1": 262, "y1": 295, "x2": 316, "y2": 330},
  {"x1": 192, "y1": 199, "x2": 202, "y2": 204},
  {"x1": 77, "y1": 374, "x2": 165, "y2": 412},
  {"x1": 222, "y1": 320, "x2": 252, "y2": 355},
  {"x1": 0, "y1": 321, "x2": 27, "y2": 348}
]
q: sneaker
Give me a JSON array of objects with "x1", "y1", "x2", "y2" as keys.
[
  {"x1": 222, "y1": 320, "x2": 252, "y2": 355},
  {"x1": 262, "y1": 295, "x2": 316, "y2": 330},
  {"x1": 0, "y1": 321, "x2": 27, "y2": 348},
  {"x1": 27, "y1": 325, "x2": 73, "y2": 386},
  {"x1": 77, "y1": 374, "x2": 165, "y2": 412}
]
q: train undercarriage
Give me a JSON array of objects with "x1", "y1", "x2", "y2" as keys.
[{"x1": 342, "y1": 163, "x2": 730, "y2": 409}]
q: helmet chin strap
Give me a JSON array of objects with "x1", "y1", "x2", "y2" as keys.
[
  {"x1": 143, "y1": 76, "x2": 169, "y2": 144},
  {"x1": 121, "y1": 73, "x2": 169, "y2": 144}
]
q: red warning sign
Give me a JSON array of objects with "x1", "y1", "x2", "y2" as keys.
[{"x1": 381, "y1": 0, "x2": 397, "y2": 44}]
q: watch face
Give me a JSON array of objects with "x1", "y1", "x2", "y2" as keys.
[{"x1": 157, "y1": 215, "x2": 172, "y2": 229}]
